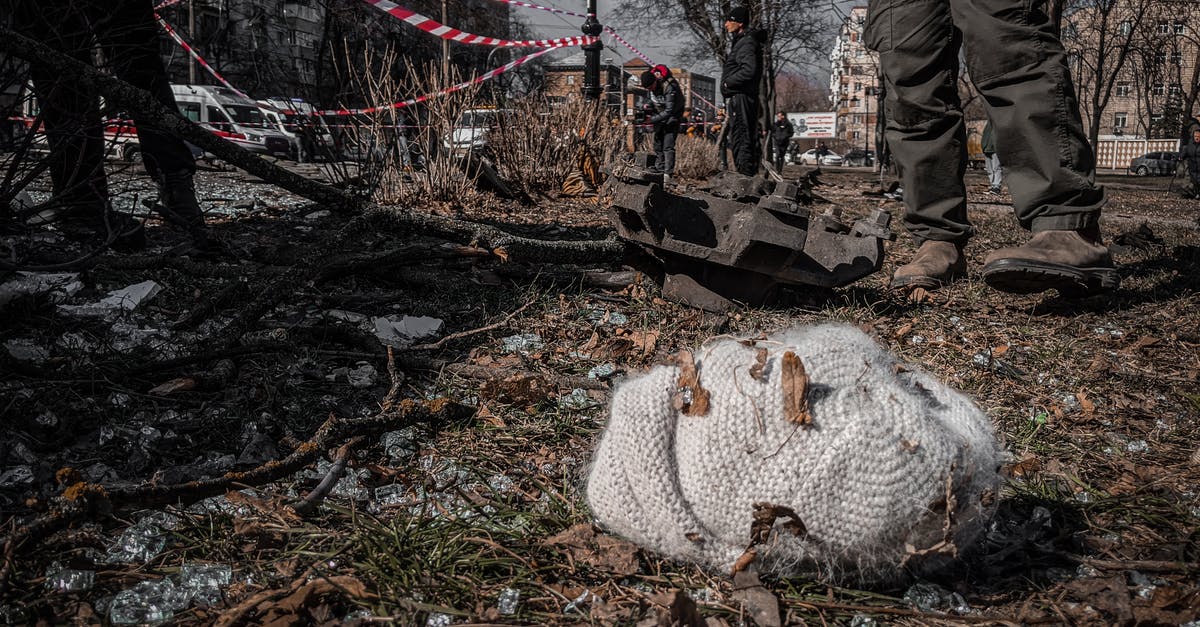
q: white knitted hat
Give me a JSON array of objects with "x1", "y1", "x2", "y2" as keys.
[{"x1": 586, "y1": 323, "x2": 1005, "y2": 583}]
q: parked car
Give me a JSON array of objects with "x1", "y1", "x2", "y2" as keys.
[
  {"x1": 1128, "y1": 151, "x2": 1180, "y2": 176},
  {"x1": 843, "y1": 148, "x2": 875, "y2": 167},
  {"x1": 795, "y1": 149, "x2": 843, "y2": 166},
  {"x1": 171, "y1": 84, "x2": 292, "y2": 158},
  {"x1": 444, "y1": 108, "x2": 512, "y2": 153}
]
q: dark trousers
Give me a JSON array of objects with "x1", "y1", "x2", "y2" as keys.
[
  {"x1": 653, "y1": 122, "x2": 679, "y2": 174},
  {"x1": 12, "y1": 0, "x2": 196, "y2": 214},
  {"x1": 726, "y1": 94, "x2": 759, "y2": 176},
  {"x1": 866, "y1": 0, "x2": 1103, "y2": 243},
  {"x1": 772, "y1": 141, "x2": 789, "y2": 173}
]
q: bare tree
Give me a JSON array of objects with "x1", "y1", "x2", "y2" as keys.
[{"x1": 1061, "y1": 0, "x2": 1153, "y2": 146}]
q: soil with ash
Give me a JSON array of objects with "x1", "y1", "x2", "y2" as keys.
[{"x1": 1, "y1": 165, "x2": 1198, "y2": 625}]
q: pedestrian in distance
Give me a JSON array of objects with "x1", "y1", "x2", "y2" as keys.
[
  {"x1": 981, "y1": 120, "x2": 1002, "y2": 194},
  {"x1": 771, "y1": 111, "x2": 794, "y2": 173},
  {"x1": 869, "y1": 0, "x2": 1118, "y2": 297},
  {"x1": 7, "y1": 0, "x2": 216, "y2": 253},
  {"x1": 641, "y1": 65, "x2": 684, "y2": 178},
  {"x1": 1179, "y1": 129, "x2": 1200, "y2": 199},
  {"x1": 720, "y1": 6, "x2": 763, "y2": 177}
]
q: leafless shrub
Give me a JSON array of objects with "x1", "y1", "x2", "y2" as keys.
[
  {"x1": 486, "y1": 98, "x2": 626, "y2": 197},
  {"x1": 673, "y1": 133, "x2": 719, "y2": 180},
  {"x1": 330, "y1": 49, "x2": 481, "y2": 207}
]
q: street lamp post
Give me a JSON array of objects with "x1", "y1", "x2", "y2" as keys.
[
  {"x1": 863, "y1": 89, "x2": 870, "y2": 166},
  {"x1": 580, "y1": 0, "x2": 602, "y2": 101}
]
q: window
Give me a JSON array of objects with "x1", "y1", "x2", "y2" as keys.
[
  {"x1": 207, "y1": 106, "x2": 232, "y2": 131},
  {"x1": 1151, "y1": 113, "x2": 1164, "y2": 125},
  {"x1": 1155, "y1": 51, "x2": 1167, "y2": 64},
  {"x1": 1171, "y1": 51, "x2": 1182, "y2": 65},
  {"x1": 1153, "y1": 83, "x2": 1165, "y2": 96},
  {"x1": 1114, "y1": 112, "x2": 1128, "y2": 128},
  {"x1": 179, "y1": 102, "x2": 201, "y2": 122},
  {"x1": 1169, "y1": 83, "x2": 1181, "y2": 96},
  {"x1": 1158, "y1": 20, "x2": 1170, "y2": 34},
  {"x1": 1119, "y1": 20, "x2": 1132, "y2": 36},
  {"x1": 1116, "y1": 82, "x2": 1130, "y2": 97},
  {"x1": 566, "y1": 75, "x2": 575, "y2": 85},
  {"x1": 1174, "y1": 20, "x2": 1186, "y2": 35}
]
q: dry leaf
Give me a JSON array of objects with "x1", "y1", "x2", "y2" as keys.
[
  {"x1": 749, "y1": 348, "x2": 768, "y2": 380},
  {"x1": 992, "y1": 345, "x2": 1010, "y2": 357},
  {"x1": 750, "y1": 502, "x2": 808, "y2": 543},
  {"x1": 894, "y1": 323, "x2": 913, "y2": 338},
  {"x1": 671, "y1": 350, "x2": 710, "y2": 416},
  {"x1": 492, "y1": 246, "x2": 510, "y2": 262},
  {"x1": 906, "y1": 287, "x2": 931, "y2": 304},
  {"x1": 544, "y1": 523, "x2": 641, "y2": 576},
  {"x1": 646, "y1": 590, "x2": 708, "y2": 627},
  {"x1": 730, "y1": 547, "x2": 757, "y2": 575},
  {"x1": 899, "y1": 439, "x2": 920, "y2": 453},
  {"x1": 780, "y1": 352, "x2": 811, "y2": 426},
  {"x1": 1077, "y1": 391, "x2": 1096, "y2": 416},
  {"x1": 148, "y1": 377, "x2": 197, "y2": 396}
]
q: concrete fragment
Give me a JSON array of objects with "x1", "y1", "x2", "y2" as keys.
[
  {"x1": 372, "y1": 315, "x2": 443, "y2": 348},
  {"x1": 0, "y1": 271, "x2": 83, "y2": 307},
  {"x1": 58, "y1": 280, "x2": 162, "y2": 318},
  {"x1": 4, "y1": 338, "x2": 50, "y2": 362}
]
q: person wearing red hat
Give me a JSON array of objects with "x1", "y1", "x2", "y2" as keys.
[
  {"x1": 642, "y1": 65, "x2": 684, "y2": 178},
  {"x1": 720, "y1": 6, "x2": 763, "y2": 176}
]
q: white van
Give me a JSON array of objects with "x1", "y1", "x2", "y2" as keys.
[
  {"x1": 257, "y1": 98, "x2": 336, "y2": 162},
  {"x1": 171, "y1": 84, "x2": 292, "y2": 157}
]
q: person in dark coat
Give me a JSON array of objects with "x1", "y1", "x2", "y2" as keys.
[
  {"x1": 720, "y1": 6, "x2": 762, "y2": 177},
  {"x1": 1180, "y1": 129, "x2": 1200, "y2": 199},
  {"x1": 7, "y1": 0, "x2": 212, "y2": 252},
  {"x1": 981, "y1": 120, "x2": 1002, "y2": 194},
  {"x1": 870, "y1": 0, "x2": 1117, "y2": 296},
  {"x1": 771, "y1": 112, "x2": 794, "y2": 173},
  {"x1": 643, "y1": 64, "x2": 685, "y2": 177}
]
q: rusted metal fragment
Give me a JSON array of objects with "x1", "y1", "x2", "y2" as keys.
[{"x1": 606, "y1": 153, "x2": 893, "y2": 311}]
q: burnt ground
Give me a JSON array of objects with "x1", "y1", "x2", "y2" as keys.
[{"x1": 1, "y1": 162, "x2": 1199, "y2": 626}]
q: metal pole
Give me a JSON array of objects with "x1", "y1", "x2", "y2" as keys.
[
  {"x1": 864, "y1": 92, "x2": 869, "y2": 163},
  {"x1": 441, "y1": 0, "x2": 450, "y2": 85},
  {"x1": 580, "y1": 0, "x2": 602, "y2": 100},
  {"x1": 188, "y1": 0, "x2": 196, "y2": 84}
]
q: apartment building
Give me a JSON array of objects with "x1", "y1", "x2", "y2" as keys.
[
  {"x1": 828, "y1": 6, "x2": 879, "y2": 152},
  {"x1": 1064, "y1": 0, "x2": 1200, "y2": 140}
]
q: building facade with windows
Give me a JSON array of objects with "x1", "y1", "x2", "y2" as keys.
[
  {"x1": 1063, "y1": 0, "x2": 1200, "y2": 140},
  {"x1": 828, "y1": 6, "x2": 879, "y2": 152}
]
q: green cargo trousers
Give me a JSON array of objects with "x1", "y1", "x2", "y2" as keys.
[{"x1": 864, "y1": 0, "x2": 1105, "y2": 244}]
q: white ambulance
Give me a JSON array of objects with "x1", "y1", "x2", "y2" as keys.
[{"x1": 170, "y1": 84, "x2": 292, "y2": 158}]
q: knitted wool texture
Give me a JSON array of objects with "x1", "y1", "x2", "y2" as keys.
[{"x1": 586, "y1": 323, "x2": 1004, "y2": 583}]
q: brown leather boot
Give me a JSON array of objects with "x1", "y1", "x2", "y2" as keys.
[
  {"x1": 981, "y1": 226, "x2": 1118, "y2": 296},
  {"x1": 891, "y1": 240, "x2": 966, "y2": 290}
]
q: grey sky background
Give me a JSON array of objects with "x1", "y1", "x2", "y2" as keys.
[{"x1": 511, "y1": 0, "x2": 862, "y2": 80}]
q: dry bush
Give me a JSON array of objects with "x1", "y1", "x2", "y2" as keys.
[
  {"x1": 331, "y1": 50, "x2": 482, "y2": 206},
  {"x1": 673, "y1": 133, "x2": 719, "y2": 180},
  {"x1": 486, "y1": 98, "x2": 626, "y2": 197}
]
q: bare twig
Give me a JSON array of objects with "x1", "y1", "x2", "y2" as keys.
[
  {"x1": 290, "y1": 438, "x2": 364, "y2": 517},
  {"x1": 408, "y1": 301, "x2": 535, "y2": 351}
]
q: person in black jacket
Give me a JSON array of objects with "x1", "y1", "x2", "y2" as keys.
[
  {"x1": 720, "y1": 6, "x2": 762, "y2": 176},
  {"x1": 642, "y1": 64, "x2": 685, "y2": 177},
  {"x1": 771, "y1": 112, "x2": 794, "y2": 173},
  {"x1": 1180, "y1": 129, "x2": 1200, "y2": 199}
]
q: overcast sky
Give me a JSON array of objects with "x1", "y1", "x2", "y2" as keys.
[{"x1": 513, "y1": 0, "x2": 859, "y2": 79}]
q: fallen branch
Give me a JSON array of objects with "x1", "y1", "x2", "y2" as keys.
[
  {"x1": 0, "y1": 397, "x2": 473, "y2": 593},
  {"x1": 290, "y1": 438, "x2": 363, "y2": 517},
  {"x1": 408, "y1": 301, "x2": 535, "y2": 351}
]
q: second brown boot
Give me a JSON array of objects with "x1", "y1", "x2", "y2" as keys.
[
  {"x1": 981, "y1": 227, "x2": 1118, "y2": 296},
  {"x1": 891, "y1": 240, "x2": 966, "y2": 290}
]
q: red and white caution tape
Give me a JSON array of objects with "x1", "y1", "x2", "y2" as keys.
[
  {"x1": 317, "y1": 46, "x2": 556, "y2": 116},
  {"x1": 155, "y1": 15, "x2": 250, "y2": 99},
  {"x1": 154, "y1": 0, "x2": 184, "y2": 9},
  {"x1": 362, "y1": 0, "x2": 596, "y2": 48},
  {"x1": 603, "y1": 27, "x2": 653, "y2": 65}
]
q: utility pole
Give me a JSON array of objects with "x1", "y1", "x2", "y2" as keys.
[
  {"x1": 580, "y1": 0, "x2": 601, "y2": 101},
  {"x1": 188, "y1": 0, "x2": 196, "y2": 84},
  {"x1": 441, "y1": 0, "x2": 450, "y2": 85}
]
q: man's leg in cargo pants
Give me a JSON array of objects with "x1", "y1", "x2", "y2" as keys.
[
  {"x1": 95, "y1": 0, "x2": 214, "y2": 248},
  {"x1": 956, "y1": 0, "x2": 1116, "y2": 295},
  {"x1": 867, "y1": 0, "x2": 969, "y2": 291}
]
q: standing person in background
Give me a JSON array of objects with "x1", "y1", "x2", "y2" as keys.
[
  {"x1": 771, "y1": 111, "x2": 794, "y2": 173},
  {"x1": 1179, "y1": 129, "x2": 1200, "y2": 199},
  {"x1": 7, "y1": 0, "x2": 214, "y2": 252},
  {"x1": 720, "y1": 6, "x2": 762, "y2": 176},
  {"x1": 642, "y1": 65, "x2": 684, "y2": 178},
  {"x1": 981, "y1": 120, "x2": 1002, "y2": 194},
  {"x1": 869, "y1": 0, "x2": 1117, "y2": 296}
]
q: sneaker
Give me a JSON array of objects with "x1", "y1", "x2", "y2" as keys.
[
  {"x1": 981, "y1": 227, "x2": 1118, "y2": 296},
  {"x1": 891, "y1": 240, "x2": 967, "y2": 290}
]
